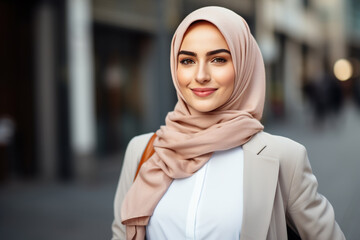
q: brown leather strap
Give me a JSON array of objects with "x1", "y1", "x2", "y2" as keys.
[{"x1": 133, "y1": 133, "x2": 157, "y2": 181}]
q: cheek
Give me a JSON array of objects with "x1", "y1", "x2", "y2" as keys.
[
  {"x1": 216, "y1": 65, "x2": 235, "y2": 91},
  {"x1": 177, "y1": 68, "x2": 192, "y2": 89}
]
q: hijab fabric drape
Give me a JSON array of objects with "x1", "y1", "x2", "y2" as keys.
[{"x1": 121, "y1": 6, "x2": 266, "y2": 240}]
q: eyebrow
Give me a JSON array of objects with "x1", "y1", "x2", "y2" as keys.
[
  {"x1": 206, "y1": 49, "x2": 231, "y2": 56},
  {"x1": 178, "y1": 50, "x2": 196, "y2": 57},
  {"x1": 178, "y1": 49, "x2": 231, "y2": 57}
]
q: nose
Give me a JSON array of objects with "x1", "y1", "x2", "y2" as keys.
[{"x1": 195, "y1": 62, "x2": 210, "y2": 84}]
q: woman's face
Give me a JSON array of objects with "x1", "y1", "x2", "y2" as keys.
[{"x1": 177, "y1": 21, "x2": 235, "y2": 113}]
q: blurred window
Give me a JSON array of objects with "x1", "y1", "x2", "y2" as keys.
[{"x1": 302, "y1": 0, "x2": 310, "y2": 9}]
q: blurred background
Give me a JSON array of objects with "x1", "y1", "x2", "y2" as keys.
[{"x1": 0, "y1": 0, "x2": 359, "y2": 239}]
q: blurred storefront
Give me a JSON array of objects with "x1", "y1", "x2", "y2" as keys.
[{"x1": 346, "y1": 0, "x2": 360, "y2": 108}]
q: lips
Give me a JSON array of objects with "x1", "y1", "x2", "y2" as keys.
[{"x1": 191, "y1": 88, "x2": 217, "y2": 97}]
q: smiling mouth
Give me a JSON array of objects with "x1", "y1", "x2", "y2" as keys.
[{"x1": 191, "y1": 88, "x2": 217, "y2": 97}]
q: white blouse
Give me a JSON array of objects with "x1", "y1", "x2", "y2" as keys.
[{"x1": 146, "y1": 146, "x2": 244, "y2": 240}]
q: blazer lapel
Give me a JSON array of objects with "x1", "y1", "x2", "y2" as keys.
[{"x1": 240, "y1": 133, "x2": 280, "y2": 240}]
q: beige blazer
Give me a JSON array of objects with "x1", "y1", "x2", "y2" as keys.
[{"x1": 112, "y1": 131, "x2": 345, "y2": 240}]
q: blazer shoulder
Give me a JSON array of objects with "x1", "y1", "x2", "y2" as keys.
[
  {"x1": 260, "y1": 131, "x2": 306, "y2": 152},
  {"x1": 128, "y1": 132, "x2": 154, "y2": 149},
  {"x1": 127, "y1": 132, "x2": 154, "y2": 155},
  {"x1": 122, "y1": 132, "x2": 154, "y2": 172},
  {"x1": 252, "y1": 131, "x2": 307, "y2": 167}
]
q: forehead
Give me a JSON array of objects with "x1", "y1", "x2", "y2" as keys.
[{"x1": 180, "y1": 21, "x2": 229, "y2": 50}]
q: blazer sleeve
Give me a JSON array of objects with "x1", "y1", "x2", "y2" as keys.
[
  {"x1": 111, "y1": 133, "x2": 153, "y2": 240},
  {"x1": 286, "y1": 146, "x2": 345, "y2": 239}
]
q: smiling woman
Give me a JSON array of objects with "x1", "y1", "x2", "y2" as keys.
[
  {"x1": 177, "y1": 21, "x2": 235, "y2": 113},
  {"x1": 112, "y1": 6, "x2": 345, "y2": 240}
]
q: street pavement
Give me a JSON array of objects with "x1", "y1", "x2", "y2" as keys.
[
  {"x1": 0, "y1": 103, "x2": 359, "y2": 240},
  {"x1": 0, "y1": 159, "x2": 120, "y2": 240}
]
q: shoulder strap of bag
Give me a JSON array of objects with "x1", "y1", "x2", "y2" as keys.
[{"x1": 133, "y1": 133, "x2": 157, "y2": 181}]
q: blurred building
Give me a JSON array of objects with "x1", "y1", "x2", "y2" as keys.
[
  {"x1": 0, "y1": 0, "x2": 358, "y2": 182},
  {"x1": 256, "y1": 0, "x2": 345, "y2": 120}
]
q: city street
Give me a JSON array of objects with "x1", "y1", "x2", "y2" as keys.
[
  {"x1": 1, "y1": 1, "x2": 359, "y2": 240},
  {"x1": 1, "y1": 103, "x2": 359, "y2": 240}
]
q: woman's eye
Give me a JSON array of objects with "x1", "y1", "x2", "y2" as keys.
[
  {"x1": 212, "y1": 57, "x2": 227, "y2": 63},
  {"x1": 179, "y1": 59, "x2": 195, "y2": 65}
]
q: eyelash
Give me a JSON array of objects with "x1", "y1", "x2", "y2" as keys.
[
  {"x1": 212, "y1": 57, "x2": 227, "y2": 63},
  {"x1": 179, "y1": 57, "x2": 227, "y2": 65},
  {"x1": 179, "y1": 59, "x2": 195, "y2": 65}
]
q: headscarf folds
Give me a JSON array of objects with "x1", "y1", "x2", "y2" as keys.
[{"x1": 121, "y1": 6, "x2": 266, "y2": 239}]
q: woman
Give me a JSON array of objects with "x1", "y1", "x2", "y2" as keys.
[{"x1": 112, "y1": 6, "x2": 345, "y2": 240}]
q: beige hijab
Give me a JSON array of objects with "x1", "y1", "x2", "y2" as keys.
[{"x1": 121, "y1": 6, "x2": 265, "y2": 239}]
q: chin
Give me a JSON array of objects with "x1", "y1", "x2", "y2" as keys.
[{"x1": 191, "y1": 105, "x2": 217, "y2": 113}]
